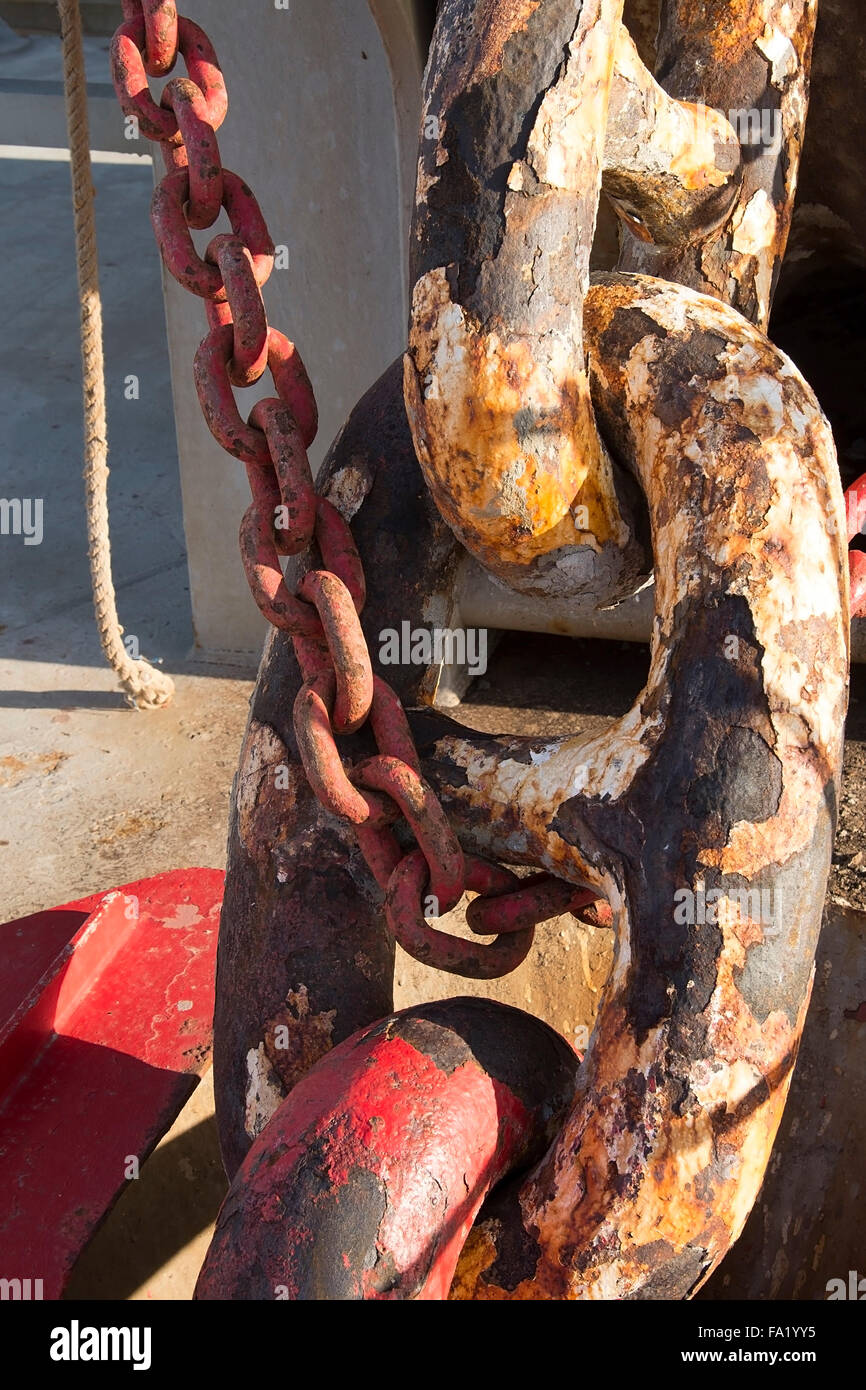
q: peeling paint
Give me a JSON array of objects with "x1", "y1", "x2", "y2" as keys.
[{"x1": 244, "y1": 1044, "x2": 284, "y2": 1140}]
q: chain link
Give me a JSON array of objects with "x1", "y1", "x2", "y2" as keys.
[
  {"x1": 844, "y1": 472, "x2": 866, "y2": 618},
  {"x1": 110, "y1": 3, "x2": 605, "y2": 978},
  {"x1": 120, "y1": 0, "x2": 178, "y2": 78}
]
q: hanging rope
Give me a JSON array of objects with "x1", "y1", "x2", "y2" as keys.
[{"x1": 57, "y1": 0, "x2": 174, "y2": 709}]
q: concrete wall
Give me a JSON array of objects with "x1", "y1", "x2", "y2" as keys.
[
  {"x1": 0, "y1": 1, "x2": 121, "y2": 35},
  {"x1": 161, "y1": 0, "x2": 427, "y2": 660}
]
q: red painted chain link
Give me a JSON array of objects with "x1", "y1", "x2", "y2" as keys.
[
  {"x1": 110, "y1": 4, "x2": 606, "y2": 977},
  {"x1": 151, "y1": 170, "x2": 274, "y2": 298},
  {"x1": 205, "y1": 236, "x2": 268, "y2": 385},
  {"x1": 112, "y1": 13, "x2": 225, "y2": 143},
  {"x1": 385, "y1": 854, "x2": 535, "y2": 980},
  {"x1": 120, "y1": 1, "x2": 177, "y2": 77},
  {"x1": 844, "y1": 472, "x2": 866, "y2": 617}
]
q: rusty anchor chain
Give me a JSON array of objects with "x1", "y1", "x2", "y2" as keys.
[
  {"x1": 110, "y1": 0, "x2": 599, "y2": 980},
  {"x1": 192, "y1": 0, "x2": 851, "y2": 1304},
  {"x1": 111, "y1": 0, "x2": 853, "y2": 1303},
  {"x1": 401, "y1": 0, "x2": 847, "y2": 1302}
]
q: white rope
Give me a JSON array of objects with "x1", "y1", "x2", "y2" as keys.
[{"x1": 58, "y1": 0, "x2": 174, "y2": 709}]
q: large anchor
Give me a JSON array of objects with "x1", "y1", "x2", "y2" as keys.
[{"x1": 171, "y1": 0, "x2": 848, "y2": 1298}]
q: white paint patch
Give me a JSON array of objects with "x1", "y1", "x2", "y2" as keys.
[
  {"x1": 524, "y1": 24, "x2": 612, "y2": 190},
  {"x1": 244, "y1": 1044, "x2": 284, "y2": 1139},
  {"x1": 235, "y1": 720, "x2": 287, "y2": 853},
  {"x1": 162, "y1": 902, "x2": 205, "y2": 930},
  {"x1": 528, "y1": 743, "x2": 560, "y2": 767},
  {"x1": 709, "y1": 371, "x2": 785, "y2": 438},
  {"x1": 691, "y1": 1056, "x2": 764, "y2": 1114},
  {"x1": 325, "y1": 462, "x2": 373, "y2": 521},
  {"x1": 732, "y1": 189, "x2": 777, "y2": 258},
  {"x1": 622, "y1": 333, "x2": 662, "y2": 408},
  {"x1": 757, "y1": 28, "x2": 798, "y2": 86}
]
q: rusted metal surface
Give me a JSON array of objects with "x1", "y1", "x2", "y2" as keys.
[
  {"x1": 212, "y1": 0, "x2": 846, "y2": 1299},
  {"x1": 120, "y1": 0, "x2": 178, "y2": 78},
  {"x1": 107, "y1": 4, "x2": 411, "y2": 1182},
  {"x1": 604, "y1": 23, "x2": 742, "y2": 245},
  {"x1": 121, "y1": 0, "x2": 488, "y2": 986},
  {"x1": 212, "y1": 363, "x2": 464, "y2": 1178},
  {"x1": 110, "y1": 1, "x2": 856, "y2": 1299},
  {"x1": 849, "y1": 552, "x2": 866, "y2": 619},
  {"x1": 467, "y1": 875, "x2": 599, "y2": 935},
  {"x1": 111, "y1": 13, "x2": 225, "y2": 143},
  {"x1": 384, "y1": 854, "x2": 535, "y2": 979},
  {"x1": 355, "y1": 756, "x2": 465, "y2": 907},
  {"x1": 698, "y1": 902, "x2": 866, "y2": 1300},
  {"x1": 194, "y1": 326, "x2": 314, "y2": 467},
  {"x1": 296, "y1": 572, "x2": 373, "y2": 734},
  {"x1": 403, "y1": 0, "x2": 814, "y2": 604},
  {"x1": 239, "y1": 487, "x2": 321, "y2": 637},
  {"x1": 214, "y1": 305, "x2": 846, "y2": 1291},
  {"x1": 151, "y1": 169, "x2": 274, "y2": 299},
  {"x1": 196, "y1": 999, "x2": 578, "y2": 1300},
  {"x1": 618, "y1": 1, "x2": 818, "y2": 332},
  {"x1": 211, "y1": 355, "x2": 616, "y2": 1185},
  {"x1": 166, "y1": 77, "x2": 223, "y2": 228},
  {"x1": 293, "y1": 672, "x2": 386, "y2": 822},
  {"x1": 420, "y1": 275, "x2": 849, "y2": 1297},
  {"x1": 245, "y1": 403, "x2": 315, "y2": 549},
  {"x1": 206, "y1": 235, "x2": 268, "y2": 385},
  {"x1": 404, "y1": 0, "x2": 650, "y2": 602},
  {"x1": 844, "y1": 472, "x2": 866, "y2": 618}
]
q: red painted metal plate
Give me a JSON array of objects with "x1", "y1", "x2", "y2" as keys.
[{"x1": 0, "y1": 869, "x2": 224, "y2": 1297}]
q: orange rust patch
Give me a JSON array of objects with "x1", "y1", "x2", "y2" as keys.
[
  {"x1": 405, "y1": 277, "x2": 625, "y2": 567},
  {"x1": 0, "y1": 750, "x2": 67, "y2": 787},
  {"x1": 263, "y1": 984, "x2": 337, "y2": 1094},
  {"x1": 436, "y1": 0, "x2": 545, "y2": 99}
]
